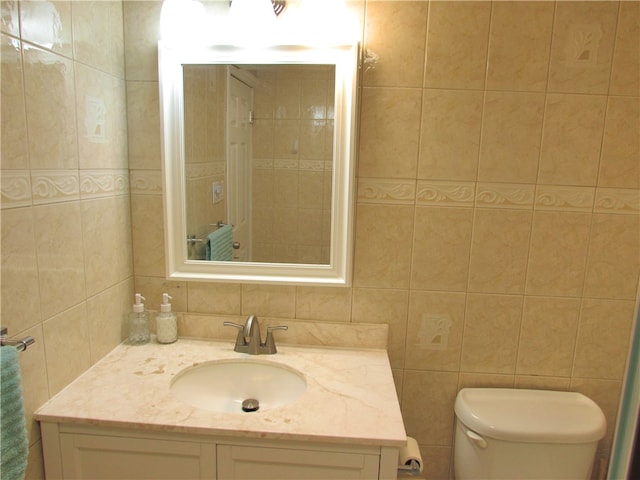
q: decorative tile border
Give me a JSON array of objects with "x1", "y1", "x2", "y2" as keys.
[
  {"x1": 357, "y1": 178, "x2": 416, "y2": 204},
  {"x1": 476, "y1": 182, "x2": 534, "y2": 209},
  {"x1": 534, "y1": 185, "x2": 595, "y2": 212},
  {"x1": 1, "y1": 170, "x2": 32, "y2": 208},
  {"x1": 80, "y1": 169, "x2": 129, "y2": 199},
  {"x1": 417, "y1": 180, "x2": 475, "y2": 207},
  {"x1": 254, "y1": 158, "x2": 332, "y2": 172},
  {"x1": 185, "y1": 161, "x2": 224, "y2": 180},
  {"x1": 595, "y1": 188, "x2": 640, "y2": 215},
  {"x1": 129, "y1": 170, "x2": 162, "y2": 195},
  {"x1": 31, "y1": 170, "x2": 80, "y2": 205}
]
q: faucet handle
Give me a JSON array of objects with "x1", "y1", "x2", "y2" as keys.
[
  {"x1": 223, "y1": 322, "x2": 246, "y2": 348},
  {"x1": 267, "y1": 325, "x2": 288, "y2": 333},
  {"x1": 264, "y1": 325, "x2": 288, "y2": 354}
]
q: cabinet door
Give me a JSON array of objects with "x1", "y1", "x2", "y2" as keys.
[
  {"x1": 60, "y1": 433, "x2": 216, "y2": 479},
  {"x1": 217, "y1": 444, "x2": 379, "y2": 480}
]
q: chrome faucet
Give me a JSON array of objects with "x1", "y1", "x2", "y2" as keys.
[{"x1": 223, "y1": 316, "x2": 288, "y2": 354}]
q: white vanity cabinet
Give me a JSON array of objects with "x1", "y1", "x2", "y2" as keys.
[{"x1": 41, "y1": 423, "x2": 397, "y2": 480}]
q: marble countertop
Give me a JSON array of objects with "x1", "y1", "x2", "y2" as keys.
[{"x1": 35, "y1": 338, "x2": 407, "y2": 447}]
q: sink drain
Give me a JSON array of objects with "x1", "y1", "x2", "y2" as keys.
[{"x1": 241, "y1": 398, "x2": 260, "y2": 412}]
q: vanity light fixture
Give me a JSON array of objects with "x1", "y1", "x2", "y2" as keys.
[
  {"x1": 160, "y1": 0, "x2": 207, "y2": 45},
  {"x1": 161, "y1": 0, "x2": 356, "y2": 47},
  {"x1": 229, "y1": 0, "x2": 286, "y2": 16}
]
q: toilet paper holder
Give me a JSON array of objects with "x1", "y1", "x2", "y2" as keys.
[
  {"x1": 398, "y1": 459, "x2": 422, "y2": 476},
  {"x1": 397, "y1": 436, "x2": 423, "y2": 476}
]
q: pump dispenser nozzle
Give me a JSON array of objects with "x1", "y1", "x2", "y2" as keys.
[
  {"x1": 133, "y1": 293, "x2": 145, "y2": 313},
  {"x1": 128, "y1": 293, "x2": 150, "y2": 345},
  {"x1": 157, "y1": 293, "x2": 178, "y2": 344},
  {"x1": 160, "y1": 293, "x2": 172, "y2": 313}
]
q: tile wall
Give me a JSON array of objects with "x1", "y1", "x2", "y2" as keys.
[
  {"x1": 0, "y1": 0, "x2": 131, "y2": 476},
  {"x1": 127, "y1": 1, "x2": 639, "y2": 477},
  {"x1": 0, "y1": 0, "x2": 638, "y2": 478},
  {"x1": 252, "y1": 65, "x2": 334, "y2": 263}
]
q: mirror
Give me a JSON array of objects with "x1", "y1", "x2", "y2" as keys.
[{"x1": 159, "y1": 42, "x2": 359, "y2": 285}]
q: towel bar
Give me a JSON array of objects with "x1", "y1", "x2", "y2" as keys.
[
  {"x1": 187, "y1": 221, "x2": 232, "y2": 245},
  {"x1": 0, "y1": 327, "x2": 35, "y2": 352}
]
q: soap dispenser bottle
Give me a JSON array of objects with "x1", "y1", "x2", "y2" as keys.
[
  {"x1": 156, "y1": 293, "x2": 178, "y2": 344},
  {"x1": 128, "y1": 293, "x2": 150, "y2": 345}
]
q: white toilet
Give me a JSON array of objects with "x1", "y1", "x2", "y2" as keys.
[{"x1": 454, "y1": 388, "x2": 606, "y2": 480}]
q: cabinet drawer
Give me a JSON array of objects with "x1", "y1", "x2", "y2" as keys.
[
  {"x1": 217, "y1": 444, "x2": 379, "y2": 480},
  {"x1": 60, "y1": 433, "x2": 216, "y2": 479}
]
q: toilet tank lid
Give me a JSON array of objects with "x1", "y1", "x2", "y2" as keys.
[{"x1": 454, "y1": 388, "x2": 606, "y2": 443}]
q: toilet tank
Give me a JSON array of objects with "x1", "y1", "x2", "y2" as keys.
[{"x1": 453, "y1": 388, "x2": 606, "y2": 480}]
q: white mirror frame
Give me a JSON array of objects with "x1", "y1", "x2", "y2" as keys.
[{"x1": 158, "y1": 41, "x2": 359, "y2": 285}]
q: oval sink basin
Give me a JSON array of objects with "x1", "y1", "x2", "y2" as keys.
[{"x1": 170, "y1": 359, "x2": 307, "y2": 413}]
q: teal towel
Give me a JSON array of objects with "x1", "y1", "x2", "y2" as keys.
[
  {"x1": 206, "y1": 224, "x2": 233, "y2": 261},
  {"x1": 1, "y1": 346, "x2": 28, "y2": 480}
]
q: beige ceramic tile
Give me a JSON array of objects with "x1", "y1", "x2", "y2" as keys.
[
  {"x1": 538, "y1": 94, "x2": 607, "y2": 186},
  {"x1": 273, "y1": 120, "x2": 300, "y2": 160},
  {"x1": 363, "y1": 0, "x2": 428, "y2": 88},
  {"x1": 75, "y1": 64, "x2": 128, "y2": 170},
  {"x1": 406, "y1": 291, "x2": 466, "y2": 372},
  {"x1": 525, "y1": 212, "x2": 591, "y2": 297},
  {"x1": 486, "y1": 1, "x2": 553, "y2": 92},
  {"x1": 273, "y1": 170, "x2": 298, "y2": 206},
  {"x1": 1, "y1": 0, "x2": 20, "y2": 36},
  {"x1": 460, "y1": 294, "x2": 523, "y2": 374},
  {"x1": 548, "y1": 1, "x2": 618, "y2": 94},
  {"x1": 419, "y1": 445, "x2": 451, "y2": 480},
  {"x1": 574, "y1": 298, "x2": 636, "y2": 380},
  {"x1": 514, "y1": 375, "x2": 571, "y2": 392},
  {"x1": 468, "y1": 209, "x2": 532, "y2": 294},
  {"x1": 295, "y1": 286, "x2": 352, "y2": 322},
  {"x1": 126, "y1": 81, "x2": 161, "y2": 170},
  {"x1": 610, "y1": 1, "x2": 640, "y2": 96},
  {"x1": 33, "y1": 202, "x2": 86, "y2": 318},
  {"x1": 401, "y1": 370, "x2": 459, "y2": 446},
  {"x1": 86, "y1": 279, "x2": 132, "y2": 363},
  {"x1": 1, "y1": 208, "x2": 41, "y2": 335},
  {"x1": 23, "y1": 44, "x2": 78, "y2": 170},
  {"x1": 358, "y1": 87, "x2": 421, "y2": 179},
  {"x1": 352, "y1": 288, "x2": 409, "y2": 369},
  {"x1": 411, "y1": 206, "x2": 473, "y2": 292},
  {"x1": 584, "y1": 214, "x2": 640, "y2": 300},
  {"x1": 478, "y1": 91, "x2": 545, "y2": 183},
  {"x1": 123, "y1": 0, "x2": 161, "y2": 81},
  {"x1": 274, "y1": 74, "x2": 300, "y2": 120},
  {"x1": 81, "y1": 196, "x2": 132, "y2": 297},
  {"x1": 424, "y1": 1, "x2": 490, "y2": 90},
  {"x1": 20, "y1": 1, "x2": 72, "y2": 57},
  {"x1": 598, "y1": 96, "x2": 640, "y2": 188},
  {"x1": 241, "y1": 284, "x2": 296, "y2": 319},
  {"x1": 26, "y1": 441, "x2": 45, "y2": 479},
  {"x1": 1, "y1": 34, "x2": 28, "y2": 170},
  {"x1": 130, "y1": 194, "x2": 165, "y2": 278},
  {"x1": 457, "y1": 373, "x2": 515, "y2": 390},
  {"x1": 353, "y1": 204, "x2": 414, "y2": 289},
  {"x1": 516, "y1": 297, "x2": 580, "y2": 377},
  {"x1": 72, "y1": 1, "x2": 124, "y2": 77},
  {"x1": 418, "y1": 89, "x2": 482, "y2": 181},
  {"x1": 43, "y1": 303, "x2": 92, "y2": 396}
]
